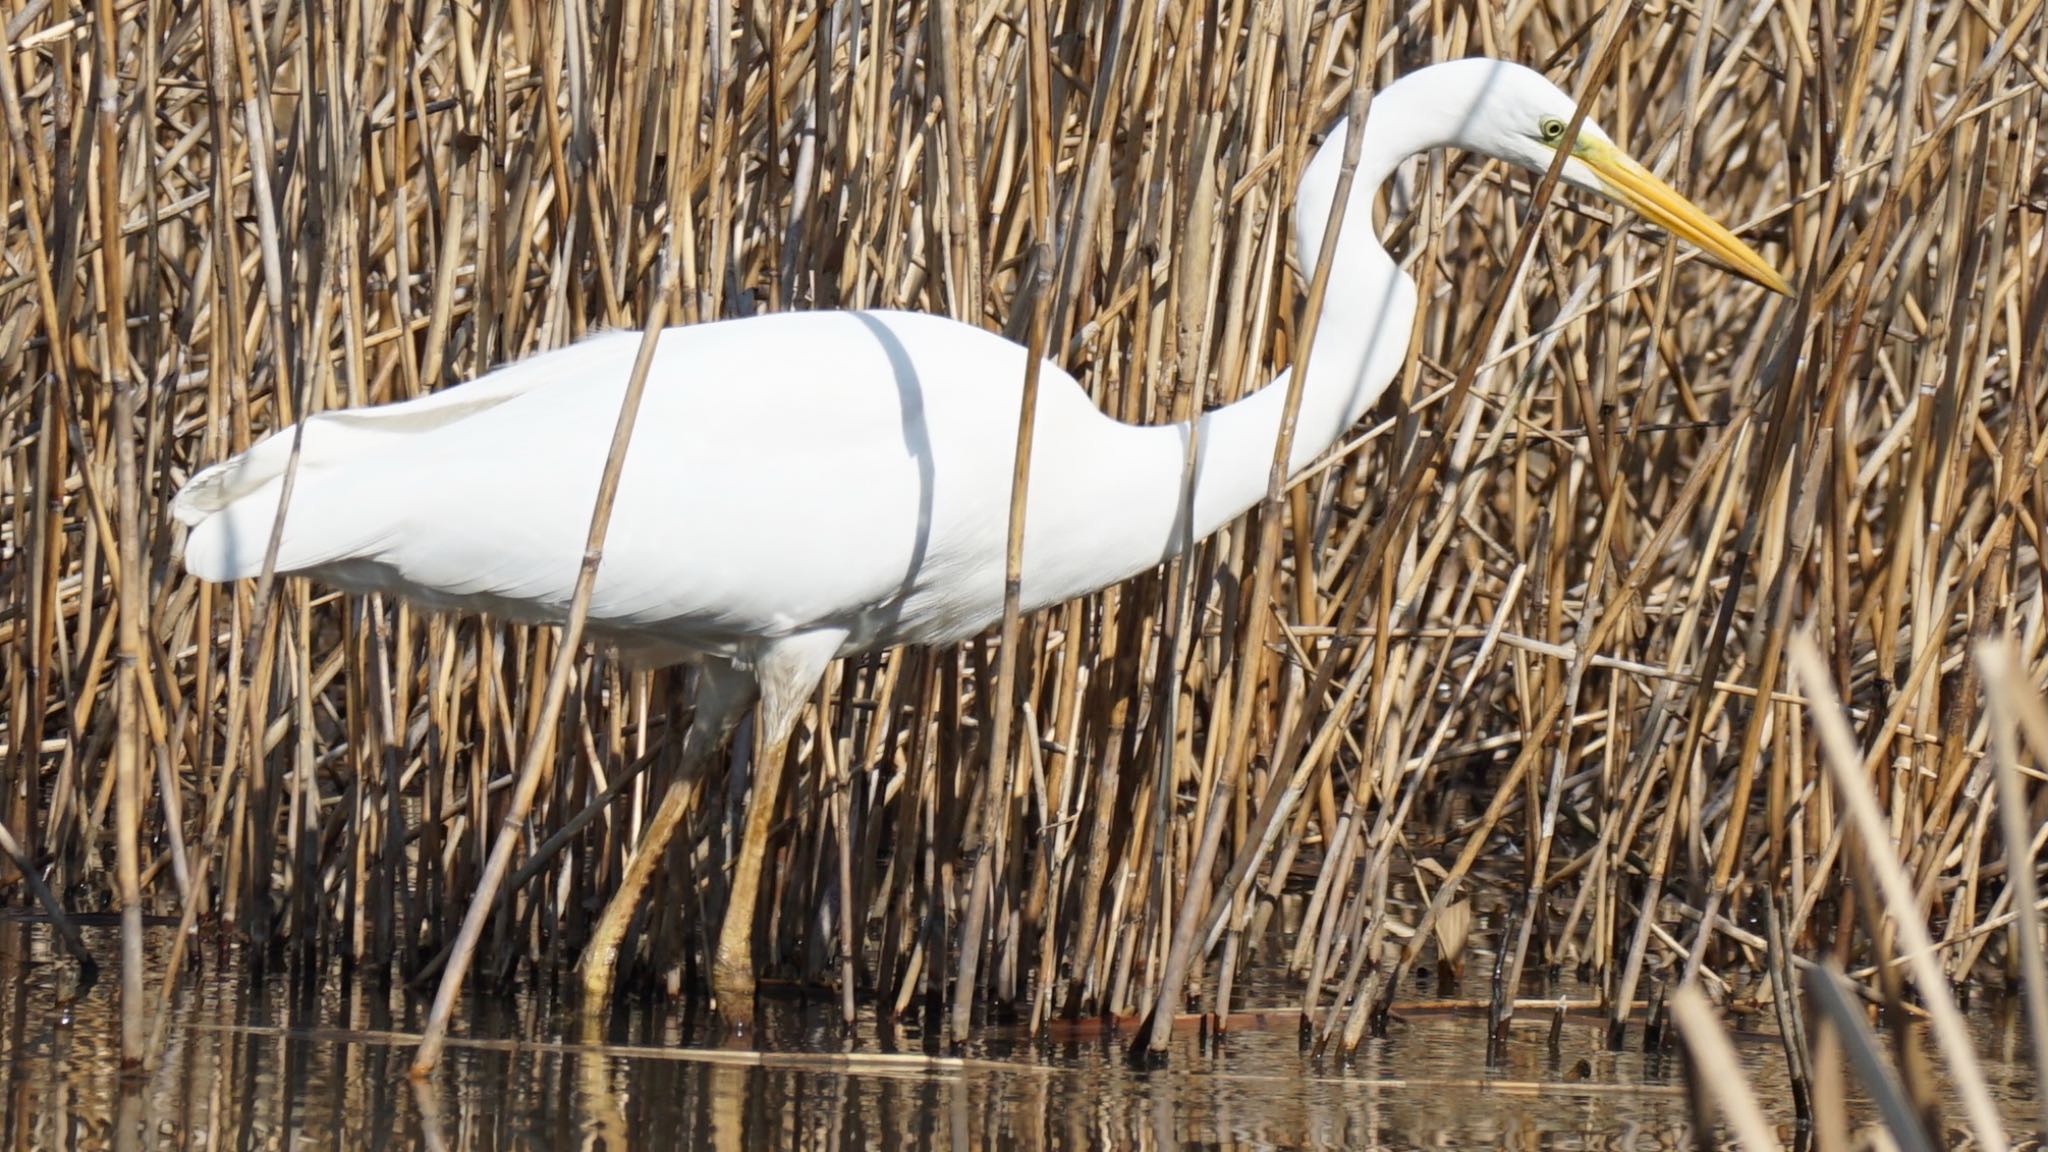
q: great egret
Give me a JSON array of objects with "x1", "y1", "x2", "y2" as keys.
[{"x1": 172, "y1": 58, "x2": 1787, "y2": 1027}]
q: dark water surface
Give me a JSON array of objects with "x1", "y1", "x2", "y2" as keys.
[{"x1": 3, "y1": 923, "x2": 2038, "y2": 1149}]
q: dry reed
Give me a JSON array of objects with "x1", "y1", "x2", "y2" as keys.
[{"x1": 1, "y1": 0, "x2": 2045, "y2": 1086}]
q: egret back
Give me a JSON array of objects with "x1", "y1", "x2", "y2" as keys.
[{"x1": 172, "y1": 312, "x2": 1161, "y2": 660}]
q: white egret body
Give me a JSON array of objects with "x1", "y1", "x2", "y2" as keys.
[{"x1": 173, "y1": 59, "x2": 1786, "y2": 1023}]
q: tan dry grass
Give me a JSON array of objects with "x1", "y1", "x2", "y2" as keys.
[{"x1": 1, "y1": 0, "x2": 2045, "y2": 1070}]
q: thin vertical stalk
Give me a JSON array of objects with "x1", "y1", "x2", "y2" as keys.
[
  {"x1": 92, "y1": 0, "x2": 146, "y2": 1071},
  {"x1": 949, "y1": 0, "x2": 1059, "y2": 1047}
]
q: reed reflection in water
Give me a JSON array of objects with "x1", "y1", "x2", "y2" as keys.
[{"x1": 3, "y1": 923, "x2": 2038, "y2": 1150}]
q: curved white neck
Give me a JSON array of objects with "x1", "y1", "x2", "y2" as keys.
[
  {"x1": 1023, "y1": 70, "x2": 1485, "y2": 611},
  {"x1": 1178, "y1": 71, "x2": 1469, "y2": 543}
]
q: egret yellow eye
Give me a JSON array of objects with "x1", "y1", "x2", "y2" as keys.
[{"x1": 1538, "y1": 116, "x2": 1567, "y2": 143}]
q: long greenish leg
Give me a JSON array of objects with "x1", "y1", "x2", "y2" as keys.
[
  {"x1": 708, "y1": 630, "x2": 844, "y2": 1028},
  {"x1": 578, "y1": 659, "x2": 755, "y2": 1006}
]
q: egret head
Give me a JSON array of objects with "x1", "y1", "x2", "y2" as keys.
[{"x1": 1431, "y1": 59, "x2": 1791, "y2": 295}]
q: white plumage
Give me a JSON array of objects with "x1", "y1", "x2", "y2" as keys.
[
  {"x1": 181, "y1": 313, "x2": 1206, "y2": 659},
  {"x1": 173, "y1": 59, "x2": 1786, "y2": 1024}
]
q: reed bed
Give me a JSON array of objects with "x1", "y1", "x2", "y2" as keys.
[{"x1": 1, "y1": 0, "x2": 2044, "y2": 1094}]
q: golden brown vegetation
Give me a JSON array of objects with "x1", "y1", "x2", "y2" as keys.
[{"x1": 0, "y1": 0, "x2": 2044, "y2": 1121}]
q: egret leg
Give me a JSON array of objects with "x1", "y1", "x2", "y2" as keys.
[
  {"x1": 710, "y1": 631, "x2": 844, "y2": 1028},
  {"x1": 579, "y1": 659, "x2": 756, "y2": 1006}
]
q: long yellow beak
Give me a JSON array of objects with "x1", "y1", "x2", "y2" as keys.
[{"x1": 1579, "y1": 141, "x2": 1792, "y2": 296}]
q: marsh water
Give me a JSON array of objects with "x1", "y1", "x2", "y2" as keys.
[{"x1": 4, "y1": 921, "x2": 2038, "y2": 1150}]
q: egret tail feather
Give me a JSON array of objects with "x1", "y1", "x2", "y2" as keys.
[{"x1": 181, "y1": 471, "x2": 398, "y2": 583}]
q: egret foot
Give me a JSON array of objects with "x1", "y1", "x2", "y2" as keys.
[
  {"x1": 577, "y1": 776, "x2": 694, "y2": 1005},
  {"x1": 701, "y1": 631, "x2": 840, "y2": 1032},
  {"x1": 709, "y1": 726, "x2": 797, "y2": 1032},
  {"x1": 709, "y1": 754, "x2": 782, "y2": 1031},
  {"x1": 576, "y1": 661, "x2": 756, "y2": 1010},
  {"x1": 711, "y1": 943, "x2": 757, "y2": 1030}
]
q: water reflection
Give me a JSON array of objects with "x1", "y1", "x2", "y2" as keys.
[{"x1": 0, "y1": 922, "x2": 2036, "y2": 1150}]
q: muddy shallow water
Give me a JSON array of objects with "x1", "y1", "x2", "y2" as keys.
[{"x1": 4, "y1": 922, "x2": 2038, "y2": 1150}]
